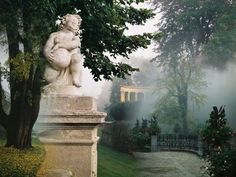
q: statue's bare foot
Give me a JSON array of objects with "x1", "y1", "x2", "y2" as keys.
[{"x1": 72, "y1": 79, "x2": 81, "y2": 87}]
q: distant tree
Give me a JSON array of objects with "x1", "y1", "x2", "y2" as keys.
[
  {"x1": 152, "y1": 0, "x2": 236, "y2": 68},
  {"x1": 152, "y1": 59, "x2": 206, "y2": 133},
  {"x1": 0, "y1": 0, "x2": 154, "y2": 149},
  {"x1": 132, "y1": 60, "x2": 159, "y2": 87},
  {"x1": 152, "y1": 0, "x2": 210, "y2": 133}
]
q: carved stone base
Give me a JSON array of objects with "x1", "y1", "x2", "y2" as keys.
[
  {"x1": 42, "y1": 85, "x2": 83, "y2": 97},
  {"x1": 37, "y1": 95, "x2": 105, "y2": 177}
]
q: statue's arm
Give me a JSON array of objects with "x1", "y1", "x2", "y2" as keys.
[
  {"x1": 58, "y1": 36, "x2": 81, "y2": 51},
  {"x1": 43, "y1": 33, "x2": 55, "y2": 58},
  {"x1": 43, "y1": 33, "x2": 56, "y2": 63}
]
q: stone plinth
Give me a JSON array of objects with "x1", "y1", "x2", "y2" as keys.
[{"x1": 37, "y1": 95, "x2": 106, "y2": 177}]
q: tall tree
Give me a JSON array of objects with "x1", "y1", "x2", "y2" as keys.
[
  {"x1": 153, "y1": 0, "x2": 236, "y2": 68},
  {"x1": 0, "y1": 0, "x2": 154, "y2": 149},
  {"x1": 152, "y1": 0, "x2": 211, "y2": 133},
  {"x1": 152, "y1": 0, "x2": 236, "y2": 133},
  {"x1": 153, "y1": 59, "x2": 206, "y2": 133}
]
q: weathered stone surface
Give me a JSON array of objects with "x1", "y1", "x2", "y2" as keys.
[
  {"x1": 40, "y1": 95, "x2": 98, "y2": 113},
  {"x1": 43, "y1": 14, "x2": 83, "y2": 90},
  {"x1": 44, "y1": 169, "x2": 73, "y2": 177},
  {"x1": 42, "y1": 85, "x2": 83, "y2": 97},
  {"x1": 37, "y1": 95, "x2": 105, "y2": 177}
]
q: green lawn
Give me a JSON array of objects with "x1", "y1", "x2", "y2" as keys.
[
  {"x1": 98, "y1": 144, "x2": 137, "y2": 177},
  {"x1": 0, "y1": 138, "x2": 45, "y2": 177},
  {"x1": 0, "y1": 138, "x2": 5, "y2": 145},
  {"x1": 0, "y1": 139, "x2": 137, "y2": 177}
]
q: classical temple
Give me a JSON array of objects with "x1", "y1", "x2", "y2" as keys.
[{"x1": 120, "y1": 85, "x2": 152, "y2": 102}]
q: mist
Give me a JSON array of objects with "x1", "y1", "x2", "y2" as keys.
[
  {"x1": 194, "y1": 63, "x2": 236, "y2": 129},
  {"x1": 98, "y1": 54, "x2": 236, "y2": 133}
]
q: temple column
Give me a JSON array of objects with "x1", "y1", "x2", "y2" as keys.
[{"x1": 120, "y1": 91, "x2": 125, "y2": 102}]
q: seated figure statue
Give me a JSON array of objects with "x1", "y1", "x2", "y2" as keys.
[{"x1": 43, "y1": 14, "x2": 83, "y2": 94}]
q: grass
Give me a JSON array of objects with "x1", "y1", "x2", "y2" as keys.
[
  {"x1": 0, "y1": 139, "x2": 137, "y2": 177},
  {"x1": 98, "y1": 144, "x2": 137, "y2": 177},
  {"x1": 0, "y1": 138, "x2": 45, "y2": 177},
  {"x1": 0, "y1": 138, "x2": 5, "y2": 145}
]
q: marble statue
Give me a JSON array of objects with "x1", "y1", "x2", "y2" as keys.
[{"x1": 43, "y1": 14, "x2": 83, "y2": 94}]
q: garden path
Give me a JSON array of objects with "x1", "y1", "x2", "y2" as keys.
[{"x1": 134, "y1": 151, "x2": 208, "y2": 177}]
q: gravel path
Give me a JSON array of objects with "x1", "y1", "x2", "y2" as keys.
[{"x1": 134, "y1": 151, "x2": 208, "y2": 177}]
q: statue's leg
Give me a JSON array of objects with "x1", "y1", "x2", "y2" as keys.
[
  {"x1": 44, "y1": 65, "x2": 60, "y2": 83},
  {"x1": 70, "y1": 53, "x2": 82, "y2": 87}
]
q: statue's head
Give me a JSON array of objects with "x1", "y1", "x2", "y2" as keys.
[{"x1": 59, "y1": 14, "x2": 82, "y2": 34}]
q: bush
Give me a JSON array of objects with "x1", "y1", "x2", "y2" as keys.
[
  {"x1": 0, "y1": 139, "x2": 45, "y2": 177},
  {"x1": 201, "y1": 106, "x2": 233, "y2": 151},
  {"x1": 111, "y1": 121, "x2": 130, "y2": 152},
  {"x1": 205, "y1": 147, "x2": 236, "y2": 177},
  {"x1": 130, "y1": 116, "x2": 160, "y2": 152},
  {"x1": 201, "y1": 106, "x2": 235, "y2": 177},
  {"x1": 107, "y1": 102, "x2": 142, "y2": 121}
]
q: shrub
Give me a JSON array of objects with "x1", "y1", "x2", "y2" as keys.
[
  {"x1": 108, "y1": 102, "x2": 142, "y2": 121},
  {"x1": 201, "y1": 106, "x2": 235, "y2": 177},
  {"x1": 130, "y1": 116, "x2": 160, "y2": 152},
  {"x1": 111, "y1": 121, "x2": 130, "y2": 152},
  {"x1": 205, "y1": 147, "x2": 236, "y2": 177},
  {"x1": 201, "y1": 106, "x2": 233, "y2": 151},
  {"x1": 0, "y1": 139, "x2": 45, "y2": 177}
]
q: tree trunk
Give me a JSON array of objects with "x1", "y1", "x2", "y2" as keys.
[
  {"x1": 5, "y1": 76, "x2": 40, "y2": 149},
  {"x1": 4, "y1": 11, "x2": 41, "y2": 149},
  {"x1": 6, "y1": 113, "x2": 33, "y2": 148},
  {"x1": 178, "y1": 91, "x2": 188, "y2": 134}
]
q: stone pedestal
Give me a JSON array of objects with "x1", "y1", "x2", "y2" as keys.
[{"x1": 37, "y1": 95, "x2": 105, "y2": 177}]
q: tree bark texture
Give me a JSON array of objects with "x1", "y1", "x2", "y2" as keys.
[
  {"x1": 1, "y1": 11, "x2": 41, "y2": 149},
  {"x1": 177, "y1": 88, "x2": 188, "y2": 134}
]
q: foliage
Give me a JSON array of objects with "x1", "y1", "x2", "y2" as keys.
[
  {"x1": 130, "y1": 119, "x2": 150, "y2": 151},
  {"x1": 204, "y1": 3, "x2": 236, "y2": 68},
  {"x1": 201, "y1": 106, "x2": 233, "y2": 150},
  {"x1": 0, "y1": 139, "x2": 45, "y2": 177},
  {"x1": 111, "y1": 121, "x2": 130, "y2": 152},
  {"x1": 153, "y1": 0, "x2": 236, "y2": 68},
  {"x1": 201, "y1": 106, "x2": 235, "y2": 177},
  {"x1": 204, "y1": 147, "x2": 236, "y2": 177},
  {"x1": 152, "y1": 0, "x2": 208, "y2": 133},
  {"x1": 148, "y1": 115, "x2": 161, "y2": 136},
  {"x1": 98, "y1": 144, "x2": 137, "y2": 177},
  {"x1": 152, "y1": 62, "x2": 206, "y2": 133},
  {"x1": 132, "y1": 59, "x2": 159, "y2": 87},
  {"x1": 153, "y1": 96, "x2": 180, "y2": 126},
  {"x1": 105, "y1": 100, "x2": 155, "y2": 152},
  {"x1": 130, "y1": 116, "x2": 160, "y2": 151},
  {"x1": 108, "y1": 101, "x2": 142, "y2": 121}
]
